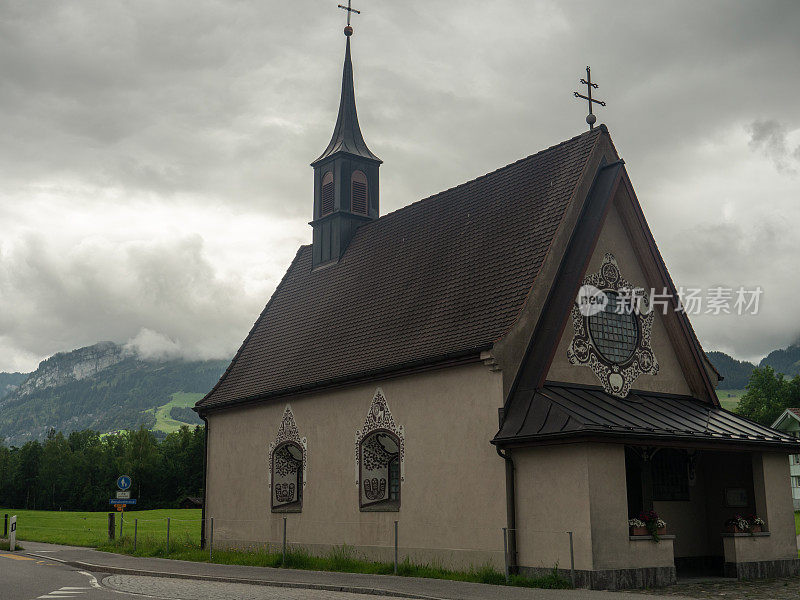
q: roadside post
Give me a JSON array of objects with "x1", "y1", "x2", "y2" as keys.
[
  {"x1": 394, "y1": 521, "x2": 399, "y2": 575},
  {"x1": 209, "y1": 517, "x2": 214, "y2": 560},
  {"x1": 282, "y1": 517, "x2": 287, "y2": 565},
  {"x1": 9, "y1": 515, "x2": 16, "y2": 551},
  {"x1": 110, "y1": 475, "x2": 136, "y2": 536},
  {"x1": 134, "y1": 519, "x2": 138, "y2": 552},
  {"x1": 3, "y1": 513, "x2": 7, "y2": 537}
]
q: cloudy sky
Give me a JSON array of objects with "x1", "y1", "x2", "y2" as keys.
[{"x1": 0, "y1": 1, "x2": 798, "y2": 372}]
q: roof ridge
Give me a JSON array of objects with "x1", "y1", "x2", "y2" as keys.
[{"x1": 362, "y1": 128, "x2": 603, "y2": 228}]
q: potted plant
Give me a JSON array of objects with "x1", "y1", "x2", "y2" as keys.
[
  {"x1": 725, "y1": 514, "x2": 749, "y2": 533},
  {"x1": 725, "y1": 514, "x2": 765, "y2": 534},
  {"x1": 628, "y1": 518, "x2": 648, "y2": 536},
  {"x1": 748, "y1": 515, "x2": 765, "y2": 533},
  {"x1": 629, "y1": 511, "x2": 667, "y2": 541}
]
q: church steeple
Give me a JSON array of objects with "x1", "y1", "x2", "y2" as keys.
[
  {"x1": 312, "y1": 35, "x2": 381, "y2": 166},
  {"x1": 310, "y1": 24, "x2": 381, "y2": 268}
]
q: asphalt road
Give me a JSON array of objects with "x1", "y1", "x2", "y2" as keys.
[
  {"x1": 1, "y1": 551, "x2": 411, "y2": 600},
  {"x1": 0, "y1": 551, "x2": 113, "y2": 600}
]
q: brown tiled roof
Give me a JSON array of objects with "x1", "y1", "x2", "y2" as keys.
[{"x1": 198, "y1": 129, "x2": 602, "y2": 410}]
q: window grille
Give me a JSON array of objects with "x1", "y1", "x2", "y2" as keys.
[{"x1": 652, "y1": 449, "x2": 690, "y2": 501}]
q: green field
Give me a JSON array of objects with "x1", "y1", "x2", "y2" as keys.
[
  {"x1": 146, "y1": 392, "x2": 204, "y2": 434},
  {"x1": 0, "y1": 508, "x2": 201, "y2": 547},
  {"x1": 717, "y1": 388, "x2": 746, "y2": 412}
]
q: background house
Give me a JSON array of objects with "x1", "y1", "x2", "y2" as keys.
[{"x1": 771, "y1": 408, "x2": 800, "y2": 510}]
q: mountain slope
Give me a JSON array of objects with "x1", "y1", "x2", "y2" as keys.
[
  {"x1": 706, "y1": 351, "x2": 757, "y2": 390},
  {"x1": 0, "y1": 372, "x2": 27, "y2": 401},
  {"x1": 760, "y1": 343, "x2": 800, "y2": 379},
  {"x1": 0, "y1": 342, "x2": 227, "y2": 446},
  {"x1": 708, "y1": 342, "x2": 800, "y2": 391}
]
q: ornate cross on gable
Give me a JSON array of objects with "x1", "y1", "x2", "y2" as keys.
[
  {"x1": 338, "y1": 0, "x2": 361, "y2": 32},
  {"x1": 573, "y1": 66, "x2": 606, "y2": 130}
]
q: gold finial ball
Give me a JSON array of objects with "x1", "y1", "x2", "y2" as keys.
[{"x1": 344, "y1": 25, "x2": 353, "y2": 36}]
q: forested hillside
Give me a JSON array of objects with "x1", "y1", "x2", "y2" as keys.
[
  {"x1": 0, "y1": 342, "x2": 227, "y2": 446},
  {"x1": 706, "y1": 352, "x2": 756, "y2": 390},
  {"x1": 0, "y1": 372, "x2": 26, "y2": 400},
  {"x1": 709, "y1": 341, "x2": 800, "y2": 390}
]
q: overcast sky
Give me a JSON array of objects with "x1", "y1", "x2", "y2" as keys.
[{"x1": 0, "y1": 1, "x2": 798, "y2": 373}]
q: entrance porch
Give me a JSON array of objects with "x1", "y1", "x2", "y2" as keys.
[{"x1": 625, "y1": 446, "x2": 798, "y2": 580}]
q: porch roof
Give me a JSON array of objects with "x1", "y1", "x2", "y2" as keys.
[{"x1": 493, "y1": 382, "x2": 800, "y2": 450}]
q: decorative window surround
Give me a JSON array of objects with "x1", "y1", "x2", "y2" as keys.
[
  {"x1": 567, "y1": 253, "x2": 659, "y2": 397},
  {"x1": 356, "y1": 388, "x2": 404, "y2": 511},
  {"x1": 268, "y1": 405, "x2": 307, "y2": 512}
]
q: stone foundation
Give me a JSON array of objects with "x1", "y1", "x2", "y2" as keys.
[
  {"x1": 723, "y1": 558, "x2": 800, "y2": 579},
  {"x1": 519, "y1": 565, "x2": 677, "y2": 590}
]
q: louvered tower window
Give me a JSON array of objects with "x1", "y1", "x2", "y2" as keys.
[
  {"x1": 351, "y1": 170, "x2": 368, "y2": 215},
  {"x1": 321, "y1": 172, "x2": 334, "y2": 216}
]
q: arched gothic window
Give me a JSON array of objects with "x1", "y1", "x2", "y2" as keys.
[
  {"x1": 321, "y1": 171, "x2": 335, "y2": 216},
  {"x1": 272, "y1": 442, "x2": 303, "y2": 510},
  {"x1": 360, "y1": 431, "x2": 400, "y2": 507},
  {"x1": 351, "y1": 170, "x2": 368, "y2": 215},
  {"x1": 269, "y1": 406, "x2": 307, "y2": 513},
  {"x1": 356, "y1": 389, "x2": 404, "y2": 511}
]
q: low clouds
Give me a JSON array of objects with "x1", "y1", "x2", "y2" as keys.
[
  {"x1": 1, "y1": 1, "x2": 799, "y2": 369},
  {"x1": 747, "y1": 120, "x2": 800, "y2": 174},
  {"x1": 124, "y1": 329, "x2": 183, "y2": 361},
  {"x1": 0, "y1": 232, "x2": 264, "y2": 369}
]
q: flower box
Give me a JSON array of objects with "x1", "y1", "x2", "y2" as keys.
[
  {"x1": 630, "y1": 525, "x2": 667, "y2": 536},
  {"x1": 725, "y1": 524, "x2": 762, "y2": 534}
]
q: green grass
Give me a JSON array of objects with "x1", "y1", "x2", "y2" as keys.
[
  {"x1": 145, "y1": 392, "x2": 204, "y2": 435},
  {"x1": 717, "y1": 388, "x2": 746, "y2": 411},
  {"x1": 96, "y1": 539, "x2": 570, "y2": 589},
  {"x1": 0, "y1": 507, "x2": 569, "y2": 589},
  {"x1": 0, "y1": 508, "x2": 201, "y2": 547}
]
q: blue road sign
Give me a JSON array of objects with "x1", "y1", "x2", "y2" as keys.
[
  {"x1": 117, "y1": 475, "x2": 132, "y2": 490},
  {"x1": 110, "y1": 498, "x2": 137, "y2": 505}
]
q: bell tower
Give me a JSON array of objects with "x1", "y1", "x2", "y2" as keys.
[{"x1": 310, "y1": 22, "x2": 382, "y2": 268}]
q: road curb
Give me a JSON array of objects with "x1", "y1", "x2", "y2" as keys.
[{"x1": 25, "y1": 552, "x2": 445, "y2": 600}]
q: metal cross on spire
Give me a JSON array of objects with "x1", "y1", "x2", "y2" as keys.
[
  {"x1": 573, "y1": 66, "x2": 606, "y2": 130},
  {"x1": 338, "y1": 0, "x2": 361, "y2": 33}
]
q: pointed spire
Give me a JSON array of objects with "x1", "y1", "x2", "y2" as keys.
[{"x1": 312, "y1": 33, "x2": 381, "y2": 166}]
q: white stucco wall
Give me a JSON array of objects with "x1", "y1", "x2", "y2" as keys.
[{"x1": 205, "y1": 361, "x2": 507, "y2": 569}]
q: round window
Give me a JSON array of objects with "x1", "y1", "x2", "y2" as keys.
[{"x1": 587, "y1": 291, "x2": 639, "y2": 365}]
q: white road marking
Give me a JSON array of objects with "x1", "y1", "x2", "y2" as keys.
[
  {"x1": 59, "y1": 588, "x2": 91, "y2": 591},
  {"x1": 79, "y1": 571, "x2": 102, "y2": 590}
]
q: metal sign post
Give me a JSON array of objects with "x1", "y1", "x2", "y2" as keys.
[{"x1": 9, "y1": 515, "x2": 16, "y2": 551}]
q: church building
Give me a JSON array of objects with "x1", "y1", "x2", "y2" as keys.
[{"x1": 196, "y1": 23, "x2": 800, "y2": 589}]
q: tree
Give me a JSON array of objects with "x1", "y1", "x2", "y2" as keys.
[
  {"x1": 123, "y1": 426, "x2": 161, "y2": 509},
  {"x1": 736, "y1": 366, "x2": 800, "y2": 426}
]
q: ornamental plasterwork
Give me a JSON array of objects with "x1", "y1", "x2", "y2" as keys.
[
  {"x1": 268, "y1": 405, "x2": 307, "y2": 491},
  {"x1": 355, "y1": 388, "x2": 405, "y2": 486},
  {"x1": 567, "y1": 253, "x2": 659, "y2": 398}
]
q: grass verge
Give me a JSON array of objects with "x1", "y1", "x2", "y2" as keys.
[
  {"x1": 0, "y1": 538, "x2": 23, "y2": 551},
  {"x1": 96, "y1": 537, "x2": 570, "y2": 589}
]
